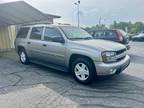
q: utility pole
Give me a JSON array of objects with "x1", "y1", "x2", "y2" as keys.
[
  {"x1": 74, "y1": 0, "x2": 80, "y2": 27},
  {"x1": 98, "y1": 16, "x2": 102, "y2": 30},
  {"x1": 99, "y1": 16, "x2": 101, "y2": 25}
]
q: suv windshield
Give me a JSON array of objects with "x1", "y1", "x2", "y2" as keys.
[{"x1": 60, "y1": 26, "x2": 93, "y2": 40}]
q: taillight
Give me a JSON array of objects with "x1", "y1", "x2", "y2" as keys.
[{"x1": 117, "y1": 31, "x2": 123, "y2": 42}]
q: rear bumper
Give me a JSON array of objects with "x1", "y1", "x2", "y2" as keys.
[{"x1": 94, "y1": 55, "x2": 130, "y2": 76}]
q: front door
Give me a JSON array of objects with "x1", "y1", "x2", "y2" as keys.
[{"x1": 41, "y1": 27, "x2": 66, "y2": 67}]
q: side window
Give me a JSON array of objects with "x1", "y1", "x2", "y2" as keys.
[
  {"x1": 89, "y1": 31, "x2": 93, "y2": 36},
  {"x1": 17, "y1": 27, "x2": 29, "y2": 38},
  {"x1": 104, "y1": 31, "x2": 117, "y2": 39},
  {"x1": 94, "y1": 31, "x2": 105, "y2": 38},
  {"x1": 44, "y1": 27, "x2": 62, "y2": 42},
  {"x1": 30, "y1": 27, "x2": 43, "y2": 40}
]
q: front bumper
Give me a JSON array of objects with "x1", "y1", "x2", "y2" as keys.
[{"x1": 94, "y1": 55, "x2": 130, "y2": 76}]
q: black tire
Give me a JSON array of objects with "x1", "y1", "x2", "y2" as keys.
[
  {"x1": 18, "y1": 48, "x2": 29, "y2": 65},
  {"x1": 71, "y1": 58, "x2": 96, "y2": 84}
]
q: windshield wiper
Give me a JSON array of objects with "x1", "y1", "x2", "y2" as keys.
[
  {"x1": 70, "y1": 38, "x2": 85, "y2": 40},
  {"x1": 83, "y1": 37, "x2": 93, "y2": 40},
  {"x1": 71, "y1": 37, "x2": 93, "y2": 40}
]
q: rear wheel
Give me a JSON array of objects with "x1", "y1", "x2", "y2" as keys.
[
  {"x1": 71, "y1": 58, "x2": 96, "y2": 84},
  {"x1": 18, "y1": 48, "x2": 29, "y2": 65}
]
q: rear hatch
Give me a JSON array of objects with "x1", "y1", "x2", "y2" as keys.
[{"x1": 117, "y1": 30, "x2": 129, "y2": 45}]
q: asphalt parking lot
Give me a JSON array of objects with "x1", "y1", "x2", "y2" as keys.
[{"x1": 0, "y1": 42, "x2": 144, "y2": 108}]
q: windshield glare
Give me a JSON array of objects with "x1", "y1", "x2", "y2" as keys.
[{"x1": 61, "y1": 26, "x2": 93, "y2": 40}]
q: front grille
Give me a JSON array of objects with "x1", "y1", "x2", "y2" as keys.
[
  {"x1": 116, "y1": 48, "x2": 126, "y2": 55},
  {"x1": 117, "y1": 56, "x2": 125, "y2": 61},
  {"x1": 116, "y1": 48, "x2": 126, "y2": 62}
]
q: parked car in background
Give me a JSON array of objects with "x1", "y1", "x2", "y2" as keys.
[
  {"x1": 132, "y1": 34, "x2": 144, "y2": 42},
  {"x1": 15, "y1": 24, "x2": 130, "y2": 84},
  {"x1": 91, "y1": 29, "x2": 130, "y2": 50}
]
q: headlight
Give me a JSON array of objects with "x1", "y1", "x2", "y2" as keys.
[{"x1": 101, "y1": 51, "x2": 117, "y2": 63}]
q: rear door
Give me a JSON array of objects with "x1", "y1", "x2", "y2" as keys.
[{"x1": 27, "y1": 26, "x2": 44, "y2": 61}]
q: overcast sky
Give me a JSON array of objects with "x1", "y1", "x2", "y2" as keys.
[{"x1": 1, "y1": 0, "x2": 144, "y2": 26}]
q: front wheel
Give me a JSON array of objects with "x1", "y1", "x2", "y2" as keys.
[
  {"x1": 18, "y1": 49, "x2": 29, "y2": 65},
  {"x1": 71, "y1": 58, "x2": 96, "y2": 84}
]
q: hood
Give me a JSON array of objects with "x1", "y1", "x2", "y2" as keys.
[{"x1": 71, "y1": 39, "x2": 126, "y2": 51}]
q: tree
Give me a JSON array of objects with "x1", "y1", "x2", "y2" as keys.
[
  {"x1": 110, "y1": 21, "x2": 144, "y2": 34},
  {"x1": 84, "y1": 21, "x2": 144, "y2": 34},
  {"x1": 84, "y1": 24, "x2": 108, "y2": 33}
]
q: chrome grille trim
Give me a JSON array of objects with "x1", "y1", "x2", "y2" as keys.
[{"x1": 115, "y1": 49, "x2": 127, "y2": 61}]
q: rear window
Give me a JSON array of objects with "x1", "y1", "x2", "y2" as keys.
[
  {"x1": 17, "y1": 27, "x2": 29, "y2": 38},
  {"x1": 30, "y1": 27, "x2": 43, "y2": 40}
]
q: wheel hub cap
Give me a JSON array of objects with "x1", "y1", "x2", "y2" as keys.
[
  {"x1": 74, "y1": 63, "x2": 89, "y2": 81},
  {"x1": 20, "y1": 52, "x2": 26, "y2": 62}
]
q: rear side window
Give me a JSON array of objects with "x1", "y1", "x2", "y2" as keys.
[
  {"x1": 104, "y1": 31, "x2": 117, "y2": 39},
  {"x1": 30, "y1": 27, "x2": 43, "y2": 40},
  {"x1": 17, "y1": 27, "x2": 29, "y2": 38},
  {"x1": 93, "y1": 31, "x2": 105, "y2": 38}
]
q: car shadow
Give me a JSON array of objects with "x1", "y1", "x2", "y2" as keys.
[
  {"x1": 10, "y1": 63, "x2": 144, "y2": 107},
  {"x1": 37, "y1": 66, "x2": 144, "y2": 107},
  {"x1": 1, "y1": 51, "x2": 144, "y2": 107}
]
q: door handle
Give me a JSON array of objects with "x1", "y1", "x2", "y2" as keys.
[
  {"x1": 27, "y1": 42, "x2": 31, "y2": 44},
  {"x1": 43, "y1": 44, "x2": 47, "y2": 47}
]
